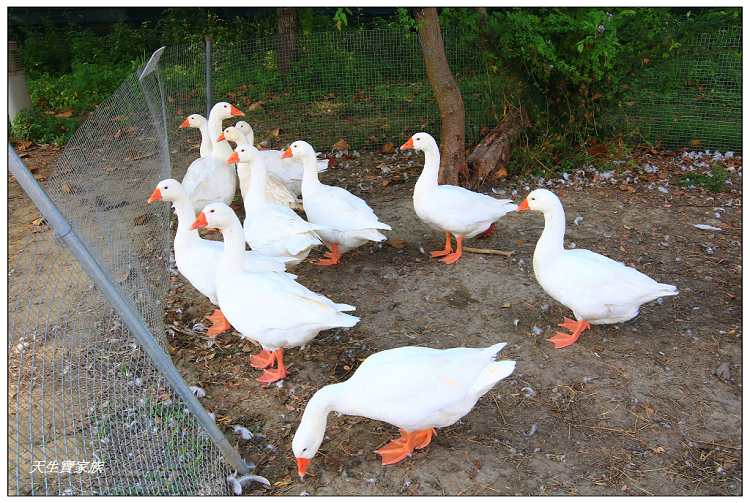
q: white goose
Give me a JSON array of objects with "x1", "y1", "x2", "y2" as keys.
[
  {"x1": 292, "y1": 343, "x2": 515, "y2": 477},
  {"x1": 518, "y1": 188, "x2": 678, "y2": 348},
  {"x1": 235, "y1": 121, "x2": 328, "y2": 196},
  {"x1": 401, "y1": 132, "x2": 517, "y2": 264},
  {"x1": 227, "y1": 145, "x2": 325, "y2": 267},
  {"x1": 191, "y1": 203, "x2": 359, "y2": 383},
  {"x1": 179, "y1": 102, "x2": 243, "y2": 212},
  {"x1": 147, "y1": 179, "x2": 292, "y2": 337},
  {"x1": 218, "y1": 126, "x2": 301, "y2": 209},
  {"x1": 179, "y1": 113, "x2": 212, "y2": 157},
  {"x1": 283, "y1": 140, "x2": 392, "y2": 266}
]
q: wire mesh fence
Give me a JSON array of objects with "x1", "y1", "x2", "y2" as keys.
[
  {"x1": 7, "y1": 23, "x2": 742, "y2": 497},
  {"x1": 8, "y1": 57, "x2": 235, "y2": 496},
  {"x1": 621, "y1": 27, "x2": 742, "y2": 152}
]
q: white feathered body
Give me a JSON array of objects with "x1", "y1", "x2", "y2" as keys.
[
  {"x1": 217, "y1": 265, "x2": 359, "y2": 351},
  {"x1": 534, "y1": 248, "x2": 678, "y2": 324},
  {"x1": 181, "y1": 156, "x2": 237, "y2": 213},
  {"x1": 243, "y1": 203, "x2": 325, "y2": 267},
  {"x1": 303, "y1": 183, "x2": 391, "y2": 253},
  {"x1": 414, "y1": 184, "x2": 517, "y2": 238},
  {"x1": 331, "y1": 343, "x2": 515, "y2": 431}
]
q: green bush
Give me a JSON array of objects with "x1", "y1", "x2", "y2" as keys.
[{"x1": 10, "y1": 108, "x2": 79, "y2": 146}]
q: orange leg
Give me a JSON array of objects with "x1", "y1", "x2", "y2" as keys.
[
  {"x1": 375, "y1": 428, "x2": 437, "y2": 465},
  {"x1": 257, "y1": 349, "x2": 287, "y2": 384},
  {"x1": 206, "y1": 309, "x2": 232, "y2": 337},
  {"x1": 477, "y1": 222, "x2": 496, "y2": 239},
  {"x1": 249, "y1": 349, "x2": 275, "y2": 369},
  {"x1": 548, "y1": 317, "x2": 591, "y2": 349},
  {"x1": 440, "y1": 235, "x2": 463, "y2": 264},
  {"x1": 315, "y1": 243, "x2": 342, "y2": 266},
  {"x1": 430, "y1": 232, "x2": 453, "y2": 257}
]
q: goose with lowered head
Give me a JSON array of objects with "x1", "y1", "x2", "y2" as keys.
[
  {"x1": 282, "y1": 140, "x2": 392, "y2": 266},
  {"x1": 227, "y1": 145, "x2": 325, "y2": 267},
  {"x1": 401, "y1": 132, "x2": 517, "y2": 264},
  {"x1": 518, "y1": 188, "x2": 678, "y2": 348},
  {"x1": 292, "y1": 342, "x2": 515, "y2": 477},
  {"x1": 147, "y1": 179, "x2": 292, "y2": 337},
  {"x1": 191, "y1": 202, "x2": 359, "y2": 383}
]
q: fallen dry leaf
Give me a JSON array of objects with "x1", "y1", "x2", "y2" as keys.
[
  {"x1": 54, "y1": 110, "x2": 73, "y2": 118},
  {"x1": 248, "y1": 100, "x2": 264, "y2": 111},
  {"x1": 15, "y1": 140, "x2": 33, "y2": 152},
  {"x1": 270, "y1": 128, "x2": 280, "y2": 138},
  {"x1": 333, "y1": 138, "x2": 350, "y2": 151},
  {"x1": 31, "y1": 217, "x2": 47, "y2": 226},
  {"x1": 387, "y1": 238, "x2": 406, "y2": 249},
  {"x1": 382, "y1": 142, "x2": 395, "y2": 154},
  {"x1": 495, "y1": 167, "x2": 509, "y2": 178}
]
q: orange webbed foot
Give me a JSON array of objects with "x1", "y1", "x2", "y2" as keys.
[
  {"x1": 256, "y1": 367, "x2": 287, "y2": 384},
  {"x1": 315, "y1": 243, "x2": 341, "y2": 266},
  {"x1": 430, "y1": 232, "x2": 453, "y2": 257},
  {"x1": 440, "y1": 252, "x2": 462, "y2": 264},
  {"x1": 249, "y1": 349, "x2": 275, "y2": 369},
  {"x1": 375, "y1": 433, "x2": 413, "y2": 465},
  {"x1": 206, "y1": 309, "x2": 232, "y2": 337},
  {"x1": 412, "y1": 428, "x2": 437, "y2": 449},
  {"x1": 548, "y1": 319, "x2": 591, "y2": 349},
  {"x1": 477, "y1": 223, "x2": 496, "y2": 239},
  {"x1": 430, "y1": 248, "x2": 453, "y2": 258}
]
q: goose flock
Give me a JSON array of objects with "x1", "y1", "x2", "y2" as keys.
[{"x1": 149, "y1": 101, "x2": 678, "y2": 479}]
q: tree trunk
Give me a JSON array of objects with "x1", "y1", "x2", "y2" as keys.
[
  {"x1": 415, "y1": 8, "x2": 466, "y2": 185},
  {"x1": 277, "y1": 8, "x2": 299, "y2": 75},
  {"x1": 467, "y1": 105, "x2": 530, "y2": 187}
]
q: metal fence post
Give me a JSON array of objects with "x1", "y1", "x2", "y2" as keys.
[
  {"x1": 8, "y1": 146, "x2": 252, "y2": 477},
  {"x1": 205, "y1": 36, "x2": 213, "y2": 117}
]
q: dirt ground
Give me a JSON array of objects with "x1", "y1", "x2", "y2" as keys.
[{"x1": 9, "y1": 144, "x2": 742, "y2": 496}]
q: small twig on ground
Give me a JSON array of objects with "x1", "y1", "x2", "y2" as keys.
[{"x1": 464, "y1": 247, "x2": 514, "y2": 257}]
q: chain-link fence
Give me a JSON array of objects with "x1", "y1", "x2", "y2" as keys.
[
  {"x1": 622, "y1": 27, "x2": 742, "y2": 152},
  {"x1": 8, "y1": 51, "x2": 248, "y2": 496},
  {"x1": 8, "y1": 24, "x2": 742, "y2": 496}
]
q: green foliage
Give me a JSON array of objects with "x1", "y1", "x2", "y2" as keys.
[
  {"x1": 10, "y1": 108, "x2": 78, "y2": 145},
  {"x1": 679, "y1": 164, "x2": 729, "y2": 192}
]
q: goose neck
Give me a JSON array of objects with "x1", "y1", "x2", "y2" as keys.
[
  {"x1": 172, "y1": 196, "x2": 201, "y2": 246},
  {"x1": 218, "y1": 218, "x2": 246, "y2": 274},
  {"x1": 415, "y1": 146, "x2": 440, "y2": 194},
  {"x1": 301, "y1": 155, "x2": 322, "y2": 194},
  {"x1": 533, "y1": 203, "x2": 566, "y2": 266}
]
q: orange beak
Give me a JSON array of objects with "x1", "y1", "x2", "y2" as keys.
[
  {"x1": 230, "y1": 105, "x2": 245, "y2": 117},
  {"x1": 216, "y1": 133, "x2": 226, "y2": 142},
  {"x1": 517, "y1": 198, "x2": 529, "y2": 211},
  {"x1": 191, "y1": 211, "x2": 208, "y2": 230},
  {"x1": 281, "y1": 147, "x2": 293, "y2": 159},
  {"x1": 147, "y1": 187, "x2": 162, "y2": 203},
  {"x1": 226, "y1": 151, "x2": 240, "y2": 164},
  {"x1": 179, "y1": 118, "x2": 190, "y2": 129},
  {"x1": 400, "y1": 137, "x2": 414, "y2": 150},
  {"x1": 296, "y1": 457, "x2": 310, "y2": 479}
]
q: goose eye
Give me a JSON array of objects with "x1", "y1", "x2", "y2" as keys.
[
  {"x1": 163, "y1": 186, "x2": 168, "y2": 189},
  {"x1": 210, "y1": 209, "x2": 215, "y2": 213}
]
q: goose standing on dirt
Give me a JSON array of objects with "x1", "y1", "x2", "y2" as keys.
[
  {"x1": 401, "y1": 132, "x2": 517, "y2": 265},
  {"x1": 518, "y1": 188, "x2": 678, "y2": 348},
  {"x1": 178, "y1": 102, "x2": 243, "y2": 212},
  {"x1": 292, "y1": 343, "x2": 515, "y2": 478},
  {"x1": 218, "y1": 126, "x2": 301, "y2": 209},
  {"x1": 227, "y1": 145, "x2": 325, "y2": 267},
  {"x1": 191, "y1": 203, "x2": 359, "y2": 383},
  {"x1": 147, "y1": 179, "x2": 291, "y2": 337},
  {"x1": 235, "y1": 121, "x2": 328, "y2": 196},
  {"x1": 282, "y1": 140, "x2": 392, "y2": 266}
]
